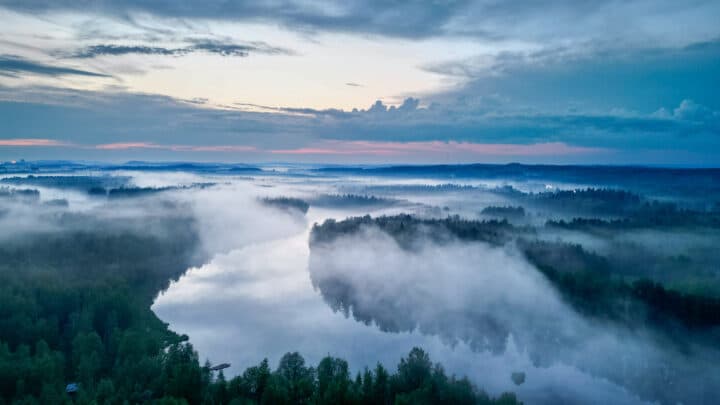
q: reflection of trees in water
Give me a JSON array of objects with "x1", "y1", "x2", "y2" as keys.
[
  {"x1": 309, "y1": 257, "x2": 575, "y2": 361},
  {"x1": 308, "y1": 217, "x2": 720, "y2": 405}
]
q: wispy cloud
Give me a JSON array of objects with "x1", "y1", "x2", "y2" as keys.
[
  {"x1": 271, "y1": 141, "x2": 608, "y2": 156},
  {"x1": 71, "y1": 45, "x2": 182, "y2": 58},
  {"x1": 5, "y1": 137, "x2": 603, "y2": 157},
  {"x1": 188, "y1": 40, "x2": 294, "y2": 57},
  {"x1": 0, "y1": 55, "x2": 111, "y2": 78},
  {"x1": 176, "y1": 145, "x2": 257, "y2": 152},
  {"x1": 94, "y1": 142, "x2": 159, "y2": 150},
  {"x1": 3, "y1": 0, "x2": 717, "y2": 47},
  {"x1": 0, "y1": 138, "x2": 68, "y2": 147},
  {"x1": 69, "y1": 40, "x2": 294, "y2": 59},
  {"x1": 95, "y1": 142, "x2": 256, "y2": 152}
]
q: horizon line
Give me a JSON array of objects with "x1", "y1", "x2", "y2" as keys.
[{"x1": 2, "y1": 159, "x2": 720, "y2": 170}]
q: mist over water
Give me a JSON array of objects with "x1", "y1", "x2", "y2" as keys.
[
  {"x1": 148, "y1": 171, "x2": 677, "y2": 404},
  {"x1": 3, "y1": 164, "x2": 719, "y2": 404},
  {"x1": 153, "y1": 211, "x2": 645, "y2": 405}
]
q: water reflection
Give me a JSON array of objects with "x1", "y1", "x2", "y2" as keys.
[{"x1": 152, "y1": 209, "x2": 643, "y2": 404}]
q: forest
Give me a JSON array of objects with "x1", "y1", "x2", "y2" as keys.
[
  {"x1": 0, "y1": 193, "x2": 518, "y2": 404},
  {"x1": 308, "y1": 194, "x2": 402, "y2": 209},
  {"x1": 260, "y1": 197, "x2": 310, "y2": 214},
  {"x1": 3, "y1": 167, "x2": 720, "y2": 404}
]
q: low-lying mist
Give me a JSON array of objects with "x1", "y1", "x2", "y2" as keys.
[
  {"x1": 308, "y1": 223, "x2": 720, "y2": 404},
  {"x1": 3, "y1": 165, "x2": 720, "y2": 404}
]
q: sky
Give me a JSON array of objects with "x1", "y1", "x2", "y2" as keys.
[{"x1": 0, "y1": 0, "x2": 719, "y2": 165}]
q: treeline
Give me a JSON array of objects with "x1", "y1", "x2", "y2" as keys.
[
  {"x1": 480, "y1": 206, "x2": 525, "y2": 220},
  {"x1": 1, "y1": 175, "x2": 128, "y2": 191},
  {"x1": 0, "y1": 188, "x2": 67, "y2": 208},
  {"x1": 0, "y1": 176, "x2": 216, "y2": 198},
  {"x1": 310, "y1": 194, "x2": 401, "y2": 208},
  {"x1": 92, "y1": 183, "x2": 215, "y2": 198},
  {"x1": 205, "y1": 348, "x2": 520, "y2": 405},
  {"x1": 527, "y1": 188, "x2": 642, "y2": 215},
  {"x1": 546, "y1": 203, "x2": 720, "y2": 229},
  {"x1": 518, "y1": 239, "x2": 720, "y2": 330},
  {"x1": 359, "y1": 184, "x2": 478, "y2": 195},
  {"x1": 311, "y1": 214, "x2": 517, "y2": 249},
  {"x1": 0, "y1": 187, "x2": 40, "y2": 202},
  {"x1": 502, "y1": 186, "x2": 720, "y2": 224},
  {"x1": 260, "y1": 194, "x2": 402, "y2": 213},
  {"x1": 260, "y1": 197, "x2": 310, "y2": 214}
]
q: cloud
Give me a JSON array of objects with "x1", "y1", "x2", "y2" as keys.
[
  {"x1": 0, "y1": 138, "x2": 67, "y2": 146},
  {"x1": 71, "y1": 45, "x2": 183, "y2": 58},
  {"x1": 0, "y1": 54, "x2": 111, "y2": 78},
  {"x1": 2, "y1": 0, "x2": 718, "y2": 47},
  {"x1": 68, "y1": 40, "x2": 294, "y2": 59},
  {"x1": 94, "y1": 142, "x2": 161, "y2": 150},
  {"x1": 270, "y1": 141, "x2": 607, "y2": 157},
  {"x1": 0, "y1": 86, "x2": 718, "y2": 164},
  {"x1": 188, "y1": 40, "x2": 294, "y2": 56},
  {"x1": 96, "y1": 142, "x2": 256, "y2": 152},
  {"x1": 1, "y1": 0, "x2": 718, "y2": 166},
  {"x1": 0, "y1": 1, "x2": 463, "y2": 40},
  {"x1": 424, "y1": 38, "x2": 720, "y2": 115},
  {"x1": 0, "y1": 134, "x2": 606, "y2": 160},
  {"x1": 672, "y1": 99, "x2": 720, "y2": 123}
]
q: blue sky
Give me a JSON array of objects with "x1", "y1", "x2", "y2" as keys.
[{"x1": 0, "y1": 0, "x2": 718, "y2": 165}]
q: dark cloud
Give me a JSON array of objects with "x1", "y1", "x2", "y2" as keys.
[
  {"x1": 1, "y1": 0, "x2": 718, "y2": 45},
  {"x1": 68, "y1": 41, "x2": 294, "y2": 59},
  {"x1": 0, "y1": 1, "x2": 468, "y2": 39},
  {"x1": 0, "y1": 54, "x2": 111, "y2": 78},
  {"x1": 187, "y1": 40, "x2": 294, "y2": 56},
  {"x1": 424, "y1": 39, "x2": 720, "y2": 115},
  {"x1": 2, "y1": 85, "x2": 718, "y2": 163},
  {"x1": 0, "y1": 86, "x2": 311, "y2": 150},
  {"x1": 71, "y1": 45, "x2": 184, "y2": 58},
  {"x1": 345, "y1": 82, "x2": 363, "y2": 87},
  {"x1": 233, "y1": 102, "x2": 350, "y2": 119}
]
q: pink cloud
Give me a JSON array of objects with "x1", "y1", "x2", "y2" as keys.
[
  {"x1": 170, "y1": 145, "x2": 256, "y2": 152},
  {"x1": 269, "y1": 147, "x2": 364, "y2": 155},
  {"x1": 95, "y1": 142, "x2": 256, "y2": 152},
  {"x1": 11, "y1": 138, "x2": 603, "y2": 159},
  {"x1": 95, "y1": 142, "x2": 160, "y2": 150},
  {"x1": 0, "y1": 138, "x2": 67, "y2": 147},
  {"x1": 271, "y1": 141, "x2": 607, "y2": 156}
]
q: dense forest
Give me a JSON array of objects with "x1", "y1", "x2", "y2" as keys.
[
  {"x1": 309, "y1": 194, "x2": 402, "y2": 209},
  {"x1": 0, "y1": 176, "x2": 129, "y2": 191},
  {"x1": 479, "y1": 206, "x2": 525, "y2": 220},
  {"x1": 0, "y1": 187, "x2": 40, "y2": 202},
  {"x1": 3, "y1": 168, "x2": 720, "y2": 404},
  {"x1": 260, "y1": 197, "x2": 310, "y2": 214},
  {"x1": 0, "y1": 176, "x2": 215, "y2": 199},
  {"x1": 311, "y1": 215, "x2": 518, "y2": 249},
  {"x1": 0, "y1": 195, "x2": 518, "y2": 404}
]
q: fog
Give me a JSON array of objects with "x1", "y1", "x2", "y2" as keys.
[
  {"x1": 154, "y1": 212, "x2": 646, "y2": 404},
  {"x1": 2, "y1": 166, "x2": 719, "y2": 404},
  {"x1": 308, "y1": 227, "x2": 720, "y2": 404}
]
